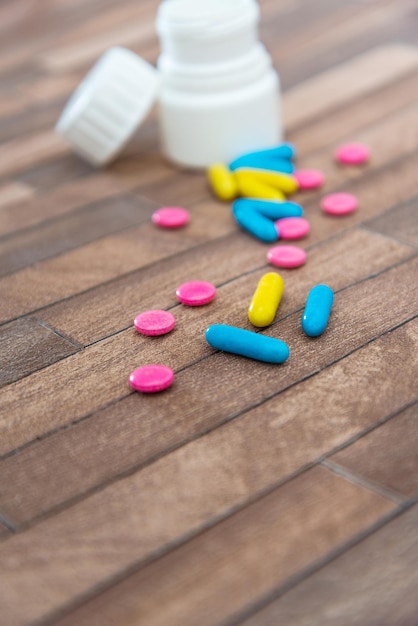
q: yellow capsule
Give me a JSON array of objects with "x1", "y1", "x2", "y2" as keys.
[
  {"x1": 248, "y1": 272, "x2": 285, "y2": 328},
  {"x1": 208, "y1": 163, "x2": 239, "y2": 201},
  {"x1": 236, "y1": 168, "x2": 298, "y2": 195},
  {"x1": 235, "y1": 170, "x2": 285, "y2": 201}
]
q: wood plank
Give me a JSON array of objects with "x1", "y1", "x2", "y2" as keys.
[
  {"x1": 0, "y1": 194, "x2": 157, "y2": 277},
  {"x1": 240, "y1": 503, "x2": 418, "y2": 626},
  {"x1": 16, "y1": 150, "x2": 96, "y2": 191},
  {"x1": 331, "y1": 403, "x2": 418, "y2": 498},
  {"x1": 0, "y1": 130, "x2": 70, "y2": 179},
  {"x1": 0, "y1": 251, "x2": 416, "y2": 518},
  {"x1": 42, "y1": 467, "x2": 394, "y2": 626},
  {"x1": 0, "y1": 318, "x2": 79, "y2": 387},
  {"x1": 0, "y1": 100, "x2": 65, "y2": 144},
  {"x1": 0, "y1": 197, "x2": 236, "y2": 323},
  {"x1": 366, "y1": 201, "x2": 418, "y2": 248},
  {"x1": 288, "y1": 69, "x2": 418, "y2": 156},
  {"x1": 0, "y1": 149, "x2": 167, "y2": 238},
  {"x1": 0, "y1": 182, "x2": 33, "y2": 208},
  {"x1": 295, "y1": 98, "x2": 418, "y2": 196},
  {"x1": 38, "y1": 8, "x2": 156, "y2": 72},
  {"x1": 283, "y1": 44, "x2": 418, "y2": 129},
  {"x1": 276, "y1": 1, "x2": 416, "y2": 89},
  {"x1": 132, "y1": 170, "x2": 210, "y2": 207}
]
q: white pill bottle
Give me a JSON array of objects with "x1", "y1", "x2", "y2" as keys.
[{"x1": 155, "y1": 0, "x2": 281, "y2": 167}]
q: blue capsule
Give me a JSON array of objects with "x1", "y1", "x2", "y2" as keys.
[
  {"x1": 232, "y1": 202, "x2": 278, "y2": 243},
  {"x1": 205, "y1": 324, "x2": 290, "y2": 363},
  {"x1": 229, "y1": 143, "x2": 296, "y2": 174},
  {"x1": 302, "y1": 285, "x2": 334, "y2": 337},
  {"x1": 233, "y1": 198, "x2": 303, "y2": 220},
  {"x1": 230, "y1": 154, "x2": 294, "y2": 173}
]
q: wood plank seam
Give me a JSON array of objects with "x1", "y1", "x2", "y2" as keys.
[
  {"x1": 321, "y1": 458, "x2": 407, "y2": 504},
  {"x1": 320, "y1": 397, "x2": 418, "y2": 464},
  {"x1": 35, "y1": 318, "x2": 83, "y2": 350},
  {"x1": 37, "y1": 477, "x2": 408, "y2": 626},
  {"x1": 220, "y1": 501, "x2": 418, "y2": 626},
  {"x1": 2, "y1": 313, "x2": 417, "y2": 536},
  {"x1": 0, "y1": 251, "x2": 415, "y2": 461},
  {"x1": 361, "y1": 222, "x2": 418, "y2": 250},
  {"x1": 0, "y1": 512, "x2": 15, "y2": 533}
]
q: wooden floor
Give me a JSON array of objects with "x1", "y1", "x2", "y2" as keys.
[{"x1": 1, "y1": 0, "x2": 418, "y2": 624}]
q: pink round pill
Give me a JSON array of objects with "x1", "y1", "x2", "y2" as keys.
[
  {"x1": 267, "y1": 245, "x2": 307, "y2": 269},
  {"x1": 275, "y1": 217, "x2": 310, "y2": 240},
  {"x1": 134, "y1": 310, "x2": 176, "y2": 336},
  {"x1": 129, "y1": 364, "x2": 174, "y2": 393},
  {"x1": 294, "y1": 169, "x2": 325, "y2": 190},
  {"x1": 152, "y1": 206, "x2": 190, "y2": 229},
  {"x1": 335, "y1": 143, "x2": 370, "y2": 165},
  {"x1": 176, "y1": 280, "x2": 216, "y2": 306},
  {"x1": 321, "y1": 192, "x2": 358, "y2": 216}
]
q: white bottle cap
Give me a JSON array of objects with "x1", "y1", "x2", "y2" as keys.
[{"x1": 56, "y1": 47, "x2": 159, "y2": 166}]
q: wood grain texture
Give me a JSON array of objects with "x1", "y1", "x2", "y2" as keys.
[
  {"x1": 2, "y1": 1, "x2": 418, "y2": 623},
  {"x1": 0, "y1": 257, "x2": 416, "y2": 524},
  {"x1": 0, "y1": 197, "x2": 234, "y2": 323},
  {"x1": 331, "y1": 403, "x2": 418, "y2": 498},
  {"x1": 288, "y1": 68, "x2": 418, "y2": 156},
  {"x1": 0, "y1": 194, "x2": 157, "y2": 277},
  {"x1": 0, "y1": 129, "x2": 69, "y2": 178},
  {"x1": 283, "y1": 44, "x2": 418, "y2": 129},
  {"x1": 0, "y1": 318, "x2": 79, "y2": 387},
  {"x1": 0, "y1": 150, "x2": 167, "y2": 238},
  {"x1": 366, "y1": 200, "x2": 418, "y2": 248},
  {"x1": 0, "y1": 182, "x2": 33, "y2": 208},
  {"x1": 266, "y1": 0, "x2": 418, "y2": 89},
  {"x1": 241, "y1": 503, "x2": 418, "y2": 626},
  {"x1": 48, "y1": 466, "x2": 394, "y2": 626}
]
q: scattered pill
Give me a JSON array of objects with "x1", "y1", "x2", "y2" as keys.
[
  {"x1": 233, "y1": 198, "x2": 303, "y2": 220},
  {"x1": 248, "y1": 272, "x2": 284, "y2": 327},
  {"x1": 230, "y1": 153, "x2": 294, "y2": 173},
  {"x1": 294, "y1": 169, "x2": 325, "y2": 190},
  {"x1": 335, "y1": 143, "x2": 370, "y2": 165},
  {"x1": 236, "y1": 168, "x2": 298, "y2": 195},
  {"x1": 176, "y1": 280, "x2": 216, "y2": 306},
  {"x1": 205, "y1": 324, "x2": 290, "y2": 363},
  {"x1": 208, "y1": 162, "x2": 238, "y2": 201},
  {"x1": 275, "y1": 216, "x2": 310, "y2": 240},
  {"x1": 129, "y1": 364, "x2": 174, "y2": 393},
  {"x1": 268, "y1": 245, "x2": 307, "y2": 269},
  {"x1": 230, "y1": 143, "x2": 296, "y2": 170},
  {"x1": 321, "y1": 192, "x2": 358, "y2": 216},
  {"x1": 152, "y1": 206, "x2": 190, "y2": 228},
  {"x1": 235, "y1": 171, "x2": 285, "y2": 201},
  {"x1": 232, "y1": 203, "x2": 278, "y2": 243},
  {"x1": 302, "y1": 284, "x2": 334, "y2": 337},
  {"x1": 134, "y1": 310, "x2": 176, "y2": 336}
]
